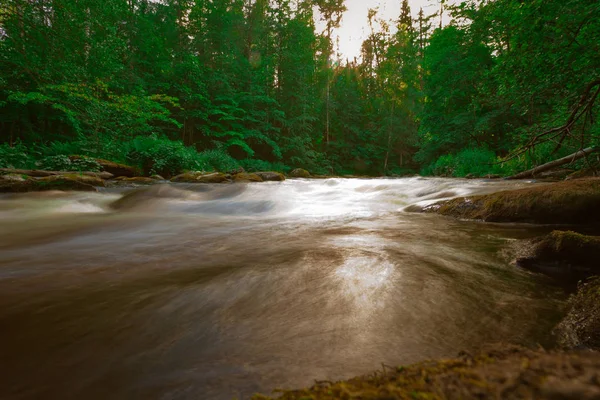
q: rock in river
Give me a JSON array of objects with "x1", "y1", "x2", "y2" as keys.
[
  {"x1": 233, "y1": 172, "x2": 263, "y2": 182},
  {"x1": 170, "y1": 172, "x2": 230, "y2": 183},
  {"x1": 422, "y1": 178, "x2": 600, "y2": 224},
  {"x1": 513, "y1": 231, "x2": 600, "y2": 282},
  {"x1": 288, "y1": 168, "x2": 311, "y2": 178},
  {"x1": 254, "y1": 171, "x2": 285, "y2": 182}
]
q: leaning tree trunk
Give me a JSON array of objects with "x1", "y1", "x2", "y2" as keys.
[{"x1": 506, "y1": 147, "x2": 599, "y2": 180}]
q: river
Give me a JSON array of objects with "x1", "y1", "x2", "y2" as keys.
[{"x1": 0, "y1": 177, "x2": 564, "y2": 399}]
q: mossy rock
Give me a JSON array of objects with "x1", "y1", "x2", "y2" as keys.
[
  {"x1": 171, "y1": 172, "x2": 230, "y2": 183},
  {"x1": 0, "y1": 175, "x2": 98, "y2": 193},
  {"x1": 254, "y1": 171, "x2": 285, "y2": 182},
  {"x1": 514, "y1": 231, "x2": 600, "y2": 281},
  {"x1": 423, "y1": 178, "x2": 600, "y2": 224},
  {"x1": 289, "y1": 168, "x2": 311, "y2": 178},
  {"x1": 254, "y1": 345, "x2": 600, "y2": 399},
  {"x1": 150, "y1": 175, "x2": 166, "y2": 180},
  {"x1": 554, "y1": 277, "x2": 600, "y2": 351},
  {"x1": 60, "y1": 174, "x2": 105, "y2": 187},
  {"x1": 69, "y1": 156, "x2": 138, "y2": 177},
  {"x1": 233, "y1": 172, "x2": 263, "y2": 182}
]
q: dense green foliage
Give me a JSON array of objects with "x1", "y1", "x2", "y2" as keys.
[{"x1": 1, "y1": 0, "x2": 599, "y2": 177}]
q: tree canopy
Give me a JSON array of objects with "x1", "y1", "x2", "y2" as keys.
[{"x1": 1, "y1": 0, "x2": 599, "y2": 177}]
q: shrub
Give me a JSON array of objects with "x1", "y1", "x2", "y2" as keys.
[
  {"x1": 0, "y1": 142, "x2": 37, "y2": 169},
  {"x1": 36, "y1": 155, "x2": 102, "y2": 172},
  {"x1": 423, "y1": 147, "x2": 501, "y2": 177},
  {"x1": 125, "y1": 135, "x2": 205, "y2": 177}
]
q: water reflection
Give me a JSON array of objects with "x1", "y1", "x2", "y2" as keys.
[{"x1": 335, "y1": 256, "x2": 395, "y2": 312}]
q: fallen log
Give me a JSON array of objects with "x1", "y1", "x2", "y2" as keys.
[
  {"x1": 506, "y1": 147, "x2": 599, "y2": 180},
  {"x1": 0, "y1": 168, "x2": 113, "y2": 179}
]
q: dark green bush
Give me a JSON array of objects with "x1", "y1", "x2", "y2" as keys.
[{"x1": 36, "y1": 155, "x2": 102, "y2": 172}]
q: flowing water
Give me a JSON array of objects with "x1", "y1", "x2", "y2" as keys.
[{"x1": 0, "y1": 178, "x2": 564, "y2": 400}]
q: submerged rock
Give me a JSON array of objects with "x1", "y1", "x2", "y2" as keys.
[
  {"x1": 555, "y1": 278, "x2": 600, "y2": 351},
  {"x1": 0, "y1": 175, "x2": 99, "y2": 193},
  {"x1": 289, "y1": 168, "x2": 311, "y2": 178},
  {"x1": 254, "y1": 171, "x2": 285, "y2": 182},
  {"x1": 170, "y1": 171, "x2": 230, "y2": 183},
  {"x1": 113, "y1": 177, "x2": 157, "y2": 184},
  {"x1": 422, "y1": 178, "x2": 600, "y2": 224},
  {"x1": 233, "y1": 172, "x2": 263, "y2": 182},
  {"x1": 514, "y1": 231, "x2": 600, "y2": 281},
  {"x1": 254, "y1": 345, "x2": 600, "y2": 400},
  {"x1": 110, "y1": 184, "x2": 193, "y2": 210}
]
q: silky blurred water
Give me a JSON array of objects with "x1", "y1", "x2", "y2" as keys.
[{"x1": 0, "y1": 178, "x2": 563, "y2": 399}]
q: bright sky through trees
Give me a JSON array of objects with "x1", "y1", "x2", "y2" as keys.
[{"x1": 321, "y1": 0, "x2": 443, "y2": 61}]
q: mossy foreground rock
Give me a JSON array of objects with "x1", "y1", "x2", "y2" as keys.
[
  {"x1": 0, "y1": 175, "x2": 99, "y2": 192},
  {"x1": 555, "y1": 278, "x2": 600, "y2": 351},
  {"x1": 424, "y1": 178, "x2": 600, "y2": 224},
  {"x1": 170, "y1": 172, "x2": 230, "y2": 183},
  {"x1": 289, "y1": 168, "x2": 311, "y2": 178},
  {"x1": 514, "y1": 231, "x2": 600, "y2": 281},
  {"x1": 254, "y1": 346, "x2": 600, "y2": 400}
]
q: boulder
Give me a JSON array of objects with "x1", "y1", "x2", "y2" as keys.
[
  {"x1": 171, "y1": 172, "x2": 230, "y2": 183},
  {"x1": 554, "y1": 278, "x2": 600, "y2": 351},
  {"x1": 69, "y1": 156, "x2": 138, "y2": 177},
  {"x1": 422, "y1": 178, "x2": 600, "y2": 224},
  {"x1": 513, "y1": 231, "x2": 600, "y2": 282},
  {"x1": 0, "y1": 175, "x2": 98, "y2": 193},
  {"x1": 60, "y1": 174, "x2": 105, "y2": 187},
  {"x1": 233, "y1": 172, "x2": 263, "y2": 182},
  {"x1": 254, "y1": 171, "x2": 286, "y2": 182},
  {"x1": 150, "y1": 175, "x2": 166, "y2": 180},
  {"x1": 289, "y1": 168, "x2": 311, "y2": 178}
]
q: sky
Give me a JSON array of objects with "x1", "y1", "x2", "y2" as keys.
[{"x1": 320, "y1": 0, "x2": 445, "y2": 61}]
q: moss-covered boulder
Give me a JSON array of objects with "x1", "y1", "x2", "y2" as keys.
[
  {"x1": 170, "y1": 172, "x2": 230, "y2": 183},
  {"x1": 233, "y1": 172, "x2": 263, "y2": 182},
  {"x1": 254, "y1": 171, "x2": 285, "y2": 182},
  {"x1": 289, "y1": 168, "x2": 311, "y2": 178},
  {"x1": 254, "y1": 345, "x2": 600, "y2": 400},
  {"x1": 514, "y1": 231, "x2": 600, "y2": 281},
  {"x1": 555, "y1": 278, "x2": 600, "y2": 351},
  {"x1": 69, "y1": 156, "x2": 138, "y2": 177},
  {"x1": 0, "y1": 175, "x2": 99, "y2": 193},
  {"x1": 423, "y1": 178, "x2": 600, "y2": 224}
]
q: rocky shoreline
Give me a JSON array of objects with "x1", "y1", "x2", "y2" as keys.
[{"x1": 0, "y1": 156, "x2": 317, "y2": 193}]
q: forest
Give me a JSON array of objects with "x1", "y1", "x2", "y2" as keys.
[{"x1": 1, "y1": 0, "x2": 599, "y2": 178}]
